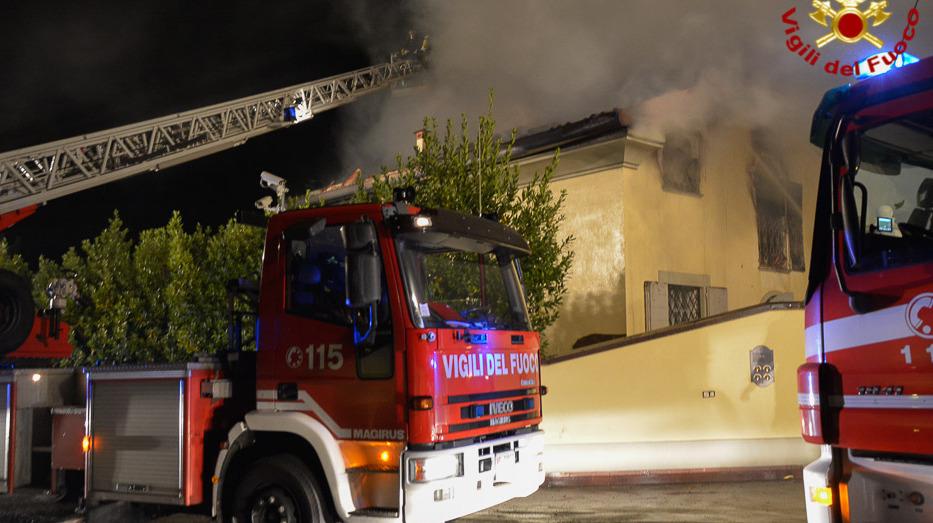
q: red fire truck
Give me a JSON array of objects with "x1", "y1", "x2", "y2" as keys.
[
  {"x1": 799, "y1": 55, "x2": 933, "y2": 522},
  {"x1": 1, "y1": 38, "x2": 546, "y2": 520},
  {"x1": 82, "y1": 193, "x2": 545, "y2": 522}
]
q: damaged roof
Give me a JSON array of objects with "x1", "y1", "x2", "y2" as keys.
[
  {"x1": 510, "y1": 109, "x2": 630, "y2": 160},
  {"x1": 311, "y1": 109, "x2": 631, "y2": 204}
]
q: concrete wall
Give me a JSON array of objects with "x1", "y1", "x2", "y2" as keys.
[{"x1": 540, "y1": 305, "x2": 817, "y2": 474}]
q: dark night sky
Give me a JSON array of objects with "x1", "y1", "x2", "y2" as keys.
[{"x1": 0, "y1": 1, "x2": 416, "y2": 263}]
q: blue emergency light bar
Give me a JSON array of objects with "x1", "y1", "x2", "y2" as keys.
[{"x1": 856, "y1": 52, "x2": 920, "y2": 80}]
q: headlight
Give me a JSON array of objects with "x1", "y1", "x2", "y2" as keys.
[{"x1": 409, "y1": 454, "x2": 463, "y2": 482}]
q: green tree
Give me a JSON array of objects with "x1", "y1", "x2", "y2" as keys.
[
  {"x1": 0, "y1": 237, "x2": 30, "y2": 279},
  {"x1": 201, "y1": 219, "x2": 265, "y2": 350},
  {"x1": 351, "y1": 97, "x2": 574, "y2": 353},
  {"x1": 29, "y1": 212, "x2": 265, "y2": 366},
  {"x1": 59, "y1": 213, "x2": 141, "y2": 364}
]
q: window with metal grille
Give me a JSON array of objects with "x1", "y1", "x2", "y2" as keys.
[
  {"x1": 757, "y1": 206, "x2": 789, "y2": 270},
  {"x1": 787, "y1": 181, "x2": 806, "y2": 271},
  {"x1": 668, "y1": 284, "x2": 701, "y2": 326},
  {"x1": 645, "y1": 281, "x2": 727, "y2": 331}
]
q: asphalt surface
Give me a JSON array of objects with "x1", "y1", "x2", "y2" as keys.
[
  {"x1": 0, "y1": 480, "x2": 806, "y2": 523},
  {"x1": 458, "y1": 481, "x2": 806, "y2": 523}
]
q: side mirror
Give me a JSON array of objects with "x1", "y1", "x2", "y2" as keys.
[
  {"x1": 840, "y1": 173, "x2": 862, "y2": 267},
  {"x1": 342, "y1": 222, "x2": 382, "y2": 308},
  {"x1": 842, "y1": 131, "x2": 861, "y2": 174},
  {"x1": 839, "y1": 132, "x2": 863, "y2": 267}
]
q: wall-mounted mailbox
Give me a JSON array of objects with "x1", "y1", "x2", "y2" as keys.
[{"x1": 750, "y1": 345, "x2": 774, "y2": 387}]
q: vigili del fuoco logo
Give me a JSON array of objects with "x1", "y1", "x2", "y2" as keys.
[{"x1": 782, "y1": 0, "x2": 925, "y2": 76}]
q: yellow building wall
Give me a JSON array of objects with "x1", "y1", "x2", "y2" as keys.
[
  {"x1": 543, "y1": 168, "x2": 627, "y2": 354},
  {"x1": 621, "y1": 127, "x2": 820, "y2": 337},
  {"x1": 514, "y1": 140, "x2": 630, "y2": 356},
  {"x1": 540, "y1": 307, "x2": 817, "y2": 473}
]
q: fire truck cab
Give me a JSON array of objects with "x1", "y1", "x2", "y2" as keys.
[
  {"x1": 800, "y1": 56, "x2": 933, "y2": 522},
  {"x1": 81, "y1": 194, "x2": 545, "y2": 522}
]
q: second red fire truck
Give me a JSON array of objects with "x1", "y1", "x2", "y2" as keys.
[{"x1": 799, "y1": 55, "x2": 933, "y2": 522}]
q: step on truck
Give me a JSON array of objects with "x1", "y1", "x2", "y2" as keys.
[
  {"x1": 800, "y1": 55, "x2": 933, "y2": 522},
  {"x1": 81, "y1": 191, "x2": 545, "y2": 522}
]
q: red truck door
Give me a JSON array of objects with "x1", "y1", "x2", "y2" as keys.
[{"x1": 258, "y1": 215, "x2": 407, "y2": 443}]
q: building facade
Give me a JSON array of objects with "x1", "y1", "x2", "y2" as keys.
[{"x1": 512, "y1": 111, "x2": 820, "y2": 356}]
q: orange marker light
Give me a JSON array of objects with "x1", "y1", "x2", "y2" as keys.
[
  {"x1": 82, "y1": 435, "x2": 91, "y2": 453},
  {"x1": 810, "y1": 486, "x2": 833, "y2": 506},
  {"x1": 411, "y1": 396, "x2": 434, "y2": 410},
  {"x1": 380, "y1": 450, "x2": 390, "y2": 463}
]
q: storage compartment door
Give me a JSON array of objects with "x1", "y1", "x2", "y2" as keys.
[
  {"x1": 89, "y1": 379, "x2": 182, "y2": 502},
  {"x1": 0, "y1": 383, "x2": 10, "y2": 492}
]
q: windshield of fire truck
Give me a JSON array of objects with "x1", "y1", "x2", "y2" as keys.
[
  {"x1": 395, "y1": 236, "x2": 530, "y2": 331},
  {"x1": 850, "y1": 108, "x2": 933, "y2": 270}
]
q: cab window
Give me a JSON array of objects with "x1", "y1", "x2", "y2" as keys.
[
  {"x1": 284, "y1": 222, "x2": 394, "y2": 379},
  {"x1": 286, "y1": 225, "x2": 351, "y2": 326},
  {"x1": 851, "y1": 109, "x2": 933, "y2": 271}
]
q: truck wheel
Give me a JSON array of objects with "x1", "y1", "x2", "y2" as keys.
[
  {"x1": 0, "y1": 269, "x2": 34, "y2": 355},
  {"x1": 232, "y1": 454, "x2": 333, "y2": 523}
]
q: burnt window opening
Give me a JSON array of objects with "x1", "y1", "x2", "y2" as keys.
[
  {"x1": 787, "y1": 182, "x2": 805, "y2": 271},
  {"x1": 751, "y1": 165, "x2": 805, "y2": 272},
  {"x1": 660, "y1": 133, "x2": 701, "y2": 195}
]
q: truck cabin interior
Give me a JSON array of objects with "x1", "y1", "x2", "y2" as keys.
[{"x1": 845, "y1": 105, "x2": 933, "y2": 272}]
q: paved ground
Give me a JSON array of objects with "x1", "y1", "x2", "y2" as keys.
[
  {"x1": 0, "y1": 480, "x2": 806, "y2": 523},
  {"x1": 458, "y1": 481, "x2": 806, "y2": 523},
  {"x1": 0, "y1": 488, "x2": 76, "y2": 523}
]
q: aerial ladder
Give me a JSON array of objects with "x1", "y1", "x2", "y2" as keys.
[{"x1": 0, "y1": 41, "x2": 427, "y2": 358}]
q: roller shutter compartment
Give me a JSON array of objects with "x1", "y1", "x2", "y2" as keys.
[{"x1": 89, "y1": 378, "x2": 183, "y2": 503}]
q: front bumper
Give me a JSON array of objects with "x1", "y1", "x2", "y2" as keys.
[
  {"x1": 803, "y1": 445, "x2": 933, "y2": 523},
  {"x1": 403, "y1": 430, "x2": 545, "y2": 523},
  {"x1": 802, "y1": 445, "x2": 835, "y2": 523}
]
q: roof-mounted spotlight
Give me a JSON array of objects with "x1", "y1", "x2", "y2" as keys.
[{"x1": 393, "y1": 186, "x2": 416, "y2": 203}]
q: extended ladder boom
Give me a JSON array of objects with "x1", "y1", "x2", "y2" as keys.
[{"x1": 0, "y1": 58, "x2": 421, "y2": 214}]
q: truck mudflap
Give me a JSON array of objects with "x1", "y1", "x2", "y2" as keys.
[{"x1": 403, "y1": 430, "x2": 544, "y2": 523}]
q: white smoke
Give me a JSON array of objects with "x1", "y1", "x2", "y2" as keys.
[{"x1": 338, "y1": 0, "x2": 933, "y2": 176}]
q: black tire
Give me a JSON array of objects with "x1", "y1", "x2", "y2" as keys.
[
  {"x1": 0, "y1": 269, "x2": 35, "y2": 355},
  {"x1": 231, "y1": 454, "x2": 334, "y2": 523}
]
